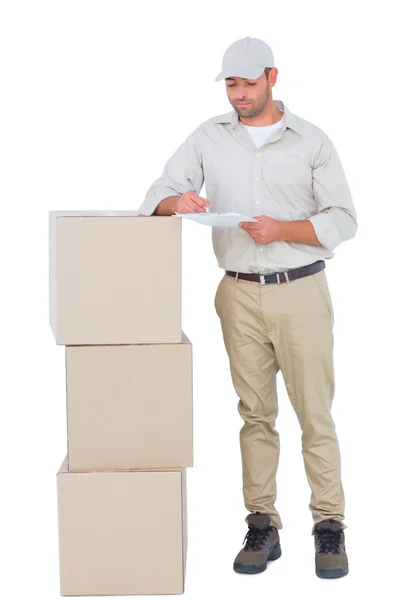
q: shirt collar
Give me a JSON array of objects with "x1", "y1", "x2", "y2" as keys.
[{"x1": 212, "y1": 99, "x2": 303, "y2": 136}]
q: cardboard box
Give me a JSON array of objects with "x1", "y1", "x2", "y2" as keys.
[
  {"x1": 49, "y1": 210, "x2": 182, "y2": 345},
  {"x1": 66, "y1": 331, "x2": 193, "y2": 471},
  {"x1": 57, "y1": 457, "x2": 187, "y2": 596}
]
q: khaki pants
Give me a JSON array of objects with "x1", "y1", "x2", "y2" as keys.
[{"x1": 214, "y1": 268, "x2": 346, "y2": 535}]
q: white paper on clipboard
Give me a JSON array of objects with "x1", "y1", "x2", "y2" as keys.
[{"x1": 173, "y1": 211, "x2": 257, "y2": 227}]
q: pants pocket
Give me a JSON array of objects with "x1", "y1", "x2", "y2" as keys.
[
  {"x1": 214, "y1": 274, "x2": 226, "y2": 315},
  {"x1": 311, "y1": 271, "x2": 334, "y2": 320}
]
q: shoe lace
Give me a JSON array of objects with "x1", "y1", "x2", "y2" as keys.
[
  {"x1": 316, "y1": 528, "x2": 342, "y2": 554},
  {"x1": 242, "y1": 524, "x2": 272, "y2": 551}
]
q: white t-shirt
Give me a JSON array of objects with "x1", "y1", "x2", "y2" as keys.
[{"x1": 242, "y1": 111, "x2": 284, "y2": 149}]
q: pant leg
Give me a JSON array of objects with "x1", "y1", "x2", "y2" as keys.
[
  {"x1": 263, "y1": 270, "x2": 346, "y2": 535},
  {"x1": 214, "y1": 274, "x2": 283, "y2": 530}
]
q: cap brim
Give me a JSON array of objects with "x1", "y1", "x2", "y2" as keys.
[{"x1": 215, "y1": 65, "x2": 266, "y2": 82}]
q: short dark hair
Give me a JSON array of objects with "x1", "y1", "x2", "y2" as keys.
[{"x1": 264, "y1": 67, "x2": 272, "y2": 79}]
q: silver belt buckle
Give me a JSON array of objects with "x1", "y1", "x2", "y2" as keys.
[{"x1": 260, "y1": 274, "x2": 266, "y2": 285}]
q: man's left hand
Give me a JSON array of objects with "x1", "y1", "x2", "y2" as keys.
[{"x1": 239, "y1": 215, "x2": 282, "y2": 245}]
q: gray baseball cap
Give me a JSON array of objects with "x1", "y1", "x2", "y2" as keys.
[{"x1": 215, "y1": 36, "x2": 275, "y2": 82}]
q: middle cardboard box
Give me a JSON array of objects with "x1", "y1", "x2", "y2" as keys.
[{"x1": 66, "y1": 331, "x2": 193, "y2": 471}]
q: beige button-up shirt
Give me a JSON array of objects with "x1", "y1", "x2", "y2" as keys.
[{"x1": 137, "y1": 99, "x2": 357, "y2": 274}]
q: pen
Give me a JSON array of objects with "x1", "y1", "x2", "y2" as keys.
[{"x1": 187, "y1": 177, "x2": 209, "y2": 212}]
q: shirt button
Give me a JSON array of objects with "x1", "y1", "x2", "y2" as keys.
[
  {"x1": 256, "y1": 153, "x2": 260, "y2": 158},
  {"x1": 256, "y1": 200, "x2": 260, "y2": 204},
  {"x1": 259, "y1": 248, "x2": 263, "y2": 252},
  {"x1": 255, "y1": 177, "x2": 259, "y2": 181}
]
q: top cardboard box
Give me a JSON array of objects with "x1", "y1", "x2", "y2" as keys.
[{"x1": 49, "y1": 211, "x2": 182, "y2": 345}]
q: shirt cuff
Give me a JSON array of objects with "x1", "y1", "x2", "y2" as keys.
[
  {"x1": 307, "y1": 212, "x2": 343, "y2": 251},
  {"x1": 137, "y1": 187, "x2": 181, "y2": 216}
]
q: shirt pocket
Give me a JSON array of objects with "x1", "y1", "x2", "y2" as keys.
[
  {"x1": 262, "y1": 162, "x2": 313, "y2": 217},
  {"x1": 265, "y1": 163, "x2": 311, "y2": 188}
]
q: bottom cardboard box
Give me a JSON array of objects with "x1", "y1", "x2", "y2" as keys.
[{"x1": 56, "y1": 457, "x2": 187, "y2": 596}]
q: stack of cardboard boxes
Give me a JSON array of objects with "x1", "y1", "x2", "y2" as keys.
[{"x1": 49, "y1": 210, "x2": 192, "y2": 596}]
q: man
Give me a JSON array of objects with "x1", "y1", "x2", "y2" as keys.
[{"x1": 138, "y1": 36, "x2": 357, "y2": 579}]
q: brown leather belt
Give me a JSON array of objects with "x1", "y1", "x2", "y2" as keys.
[{"x1": 225, "y1": 260, "x2": 325, "y2": 285}]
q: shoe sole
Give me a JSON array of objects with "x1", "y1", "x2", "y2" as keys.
[
  {"x1": 316, "y1": 567, "x2": 349, "y2": 578},
  {"x1": 233, "y1": 541, "x2": 282, "y2": 574}
]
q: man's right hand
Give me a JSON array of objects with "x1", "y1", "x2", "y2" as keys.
[{"x1": 175, "y1": 191, "x2": 210, "y2": 213}]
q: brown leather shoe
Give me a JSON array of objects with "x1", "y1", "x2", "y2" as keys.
[
  {"x1": 233, "y1": 512, "x2": 281, "y2": 574},
  {"x1": 314, "y1": 519, "x2": 349, "y2": 578}
]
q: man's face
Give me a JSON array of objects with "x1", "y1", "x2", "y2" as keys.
[{"x1": 225, "y1": 71, "x2": 272, "y2": 119}]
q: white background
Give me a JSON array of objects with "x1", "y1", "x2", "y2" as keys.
[{"x1": 1, "y1": 1, "x2": 399, "y2": 598}]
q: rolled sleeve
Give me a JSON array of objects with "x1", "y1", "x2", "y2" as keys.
[
  {"x1": 137, "y1": 127, "x2": 205, "y2": 215},
  {"x1": 308, "y1": 136, "x2": 358, "y2": 250}
]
